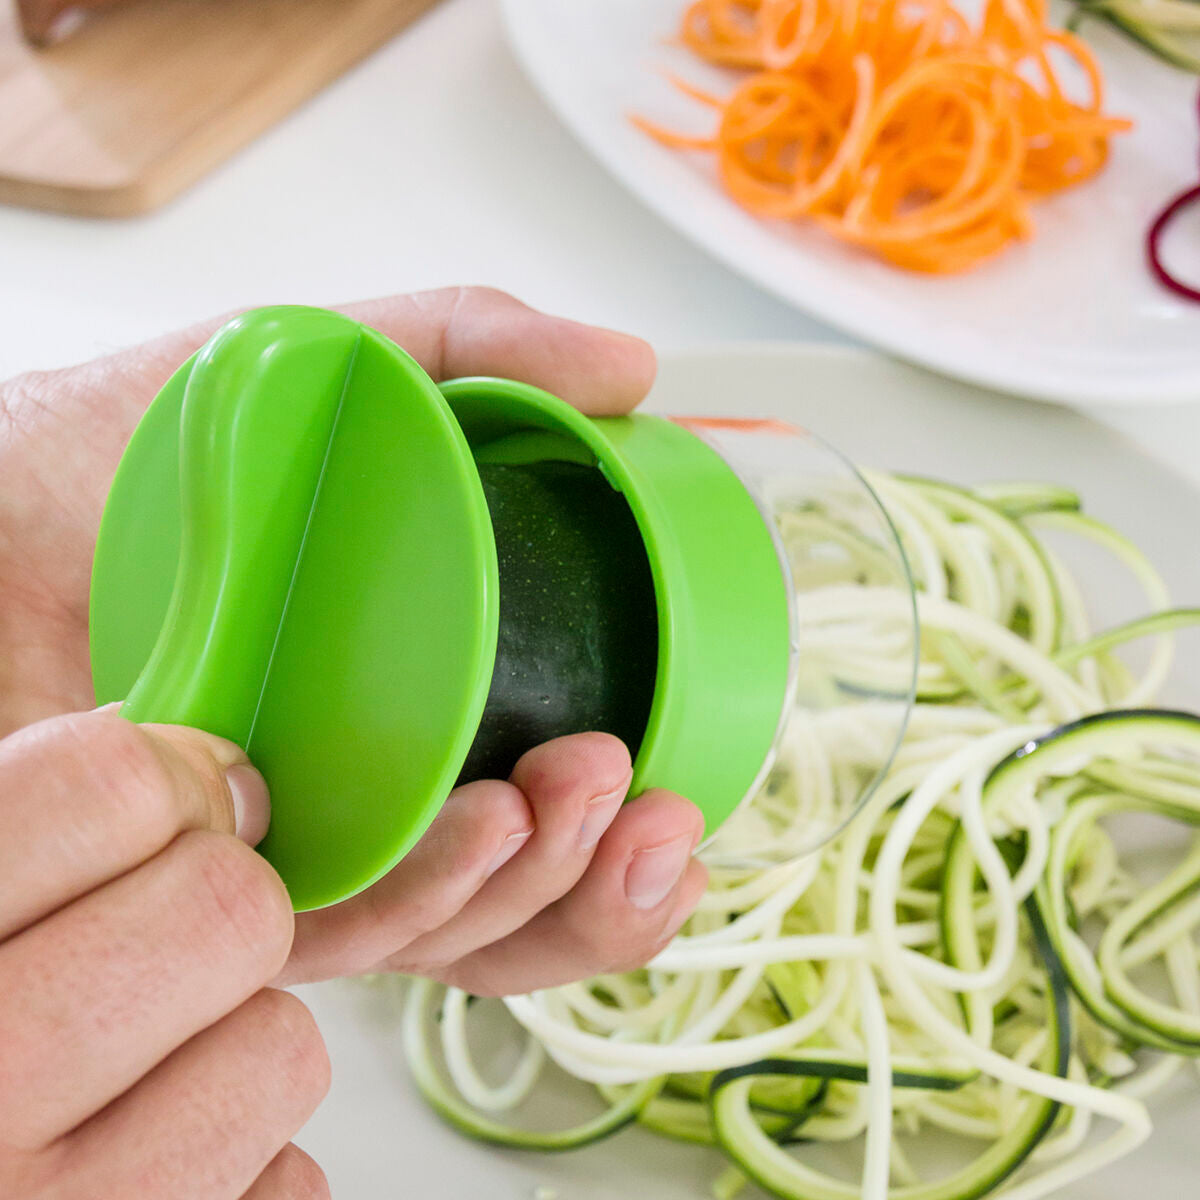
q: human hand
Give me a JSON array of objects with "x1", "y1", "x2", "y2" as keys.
[
  {"x1": 0, "y1": 287, "x2": 708, "y2": 995},
  {"x1": 0, "y1": 708, "x2": 331, "y2": 1198}
]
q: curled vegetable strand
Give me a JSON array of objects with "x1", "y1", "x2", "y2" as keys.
[{"x1": 636, "y1": 0, "x2": 1132, "y2": 273}]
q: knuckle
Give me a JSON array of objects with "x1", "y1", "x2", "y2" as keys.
[
  {"x1": 460, "y1": 284, "x2": 516, "y2": 309},
  {"x1": 0, "y1": 1145, "x2": 65, "y2": 1199},
  {"x1": 275, "y1": 1146, "x2": 331, "y2": 1200},
  {"x1": 574, "y1": 911, "x2": 663, "y2": 976},
  {"x1": 253, "y1": 990, "x2": 332, "y2": 1106},
  {"x1": 0, "y1": 369, "x2": 52, "y2": 431},
  {"x1": 604, "y1": 940, "x2": 651, "y2": 975},
  {"x1": 515, "y1": 733, "x2": 630, "y2": 810},
  {"x1": 606, "y1": 943, "x2": 662, "y2": 974},
  {"x1": 181, "y1": 832, "x2": 294, "y2": 969},
  {"x1": 615, "y1": 903, "x2": 690, "y2": 973},
  {"x1": 53, "y1": 713, "x2": 181, "y2": 835},
  {"x1": 392, "y1": 950, "x2": 451, "y2": 978},
  {"x1": 88, "y1": 714, "x2": 170, "y2": 790},
  {"x1": 561, "y1": 915, "x2": 621, "y2": 971},
  {"x1": 387, "y1": 789, "x2": 532, "y2": 948},
  {"x1": 449, "y1": 973, "x2": 508, "y2": 1000},
  {"x1": 620, "y1": 926, "x2": 677, "y2": 973},
  {"x1": 564, "y1": 729, "x2": 631, "y2": 765},
  {"x1": 428, "y1": 811, "x2": 501, "y2": 880}
]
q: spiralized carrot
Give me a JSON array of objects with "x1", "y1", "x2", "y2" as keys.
[{"x1": 635, "y1": 0, "x2": 1132, "y2": 273}]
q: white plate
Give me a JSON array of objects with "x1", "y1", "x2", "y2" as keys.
[
  {"x1": 295, "y1": 346, "x2": 1200, "y2": 1197},
  {"x1": 499, "y1": 0, "x2": 1200, "y2": 406}
]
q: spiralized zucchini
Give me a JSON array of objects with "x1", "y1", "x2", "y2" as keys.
[{"x1": 396, "y1": 474, "x2": 1200, "y2": 1200}]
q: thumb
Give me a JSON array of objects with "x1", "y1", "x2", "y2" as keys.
[
  {"x1": 0, "y1": 709, "x2": 272, "y2": 943},
  {"x1": 140, "y1": 720, "x2": 272, "y2": 848}
]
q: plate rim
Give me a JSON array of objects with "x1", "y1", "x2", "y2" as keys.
[
  {"x1": 500, "y1": 0, "x2": 1200, "y2": 408},
  {"x1": 653, "y1": 339, "x2": 1197, "y2": 489}
]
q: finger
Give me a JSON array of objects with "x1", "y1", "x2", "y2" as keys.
[
  {"x1": 0, "y1": 710, "x2": 270, "y2": 941},
  {"x1": 384, "y1": 734, "x2": 633, "y2": 976},
  {"x1": 59, "y1": 287, "x2": 654, "y2": 436},
  {"x1": 442, "y1": 790, "x2": 707, "y2": 997},
  {"x1": 338, "y1": 288, "x2": 657, "y2": 414},
  {"x1": 57, "y1": 990, "x2": 329, "y2": 1200},
  {"x1": 0, "y1": 830, "x2": 293, "y2": 1149},
  {"x1": 241, "y1": 1145, "x2": 331, "y2": 1200},
  {"x1": 281, "y1": 777, "x2": 534, "y2": 985}
]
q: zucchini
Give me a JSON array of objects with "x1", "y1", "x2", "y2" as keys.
[
  {"x1": 638, "y1": 1088, "x2": 823, "y2": 1146},
  {"x1": 665, "y1": 1060, "x2": 826, "y2": 1118},
  {"x1": 1037, "y1": 794, "x2": 1200, "y2": 1053},
  {"x1": 974, "y1": 482, "x2": 1083, "y2": 519},
  {"x1": 707, "y1": 951, "x2": 1065, "y2": 1200},
  {"x1": 897, "y1": 476, "x2": 1064, "y2": 654},
  {"x1": 636, "y1": 1093, "x2": 721, "y2": 1145},
  {"x1": 459, "y1": 461, "x2": 657, "y2": 783},
  {"x1": 713, "y1": 1052, "x2": 974, "y2": 1094},
  {"x1": 402, "y1": 979, "x2": 662, "y2": 1149},
  {"x1": 945, "y1": 710, "x2": 1200, "y2": 1052},
  {"x1": 1052, "y1": 609, "x2": 1200, "y2": 672},
  {"x1": 1097, "y1": 837, "x2": 1200, "y2": 1043}
]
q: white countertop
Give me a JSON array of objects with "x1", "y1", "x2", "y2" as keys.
[{"x1": 3, "y1": 0, "x2": 1198, "y2": 483}]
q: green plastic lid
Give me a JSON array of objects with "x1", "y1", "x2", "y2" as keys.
[{"x1": 90, "y1": 307, "x2": 790, "y2": 911}]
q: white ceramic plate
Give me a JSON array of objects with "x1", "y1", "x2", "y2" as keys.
[
  {"x1": 294, "y1": 346, "x2": 1200, "y2": 1197},
  {"x1": 499, "y1": 0, "x2": 1200, "y2": 406}
]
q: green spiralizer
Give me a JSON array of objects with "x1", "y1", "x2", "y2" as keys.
[{"x1": 89, "y1": 306, "x2": 800, "y2": 911}]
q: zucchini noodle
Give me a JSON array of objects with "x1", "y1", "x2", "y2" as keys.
[{"x1": 395, "y1": 474, "x2": 1200, "y2": 1200}]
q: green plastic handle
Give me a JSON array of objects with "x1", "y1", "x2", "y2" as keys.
[
  {"x1": 121, "y1": 308, "x2": 360, "y2": 740},
  {"x1": 97, "y1": 307, "x2": 499, "y2": 911}
]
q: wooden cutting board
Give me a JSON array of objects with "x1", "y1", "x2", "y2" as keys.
[{"x1": 0, "y1": 0, "x2": 443, "y2": 217}]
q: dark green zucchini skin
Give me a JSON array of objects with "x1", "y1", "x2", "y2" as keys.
[{"x1": 457, "y1": 461, "x2": 658, "y2": 785}]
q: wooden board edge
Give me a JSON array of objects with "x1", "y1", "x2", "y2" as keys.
[{"x1": 0, "y1": 0, "x2": 442, "y2": 218}]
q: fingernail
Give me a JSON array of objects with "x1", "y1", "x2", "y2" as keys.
[
  {"x1": 226, "y1": 764, "x2": 271, "y2": 846},
  {"x1": 23, "y1": 5, "x2": 84, "y2": 45},
  {"x1": 625, "y1": 834, "x2": 693, "y2": 910},
  {"x1": 579, "y1": 787, "x2": 626, "y2": 851},
  {"x1": 46, "y1": 7, "x2": 85, "y2": 41},
  {"x1": 487, "y1": 829, "x2": 531, "y2": 877}
]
